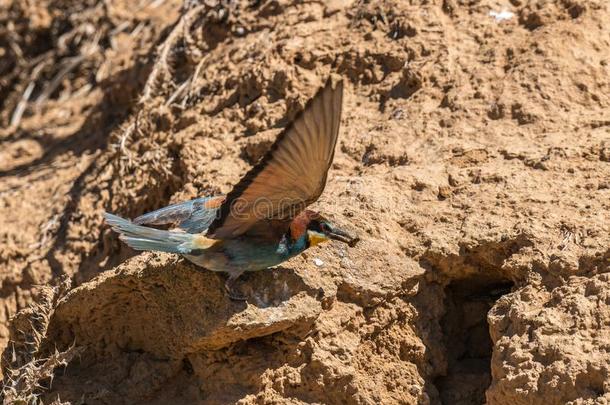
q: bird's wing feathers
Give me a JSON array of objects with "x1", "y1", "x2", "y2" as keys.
[
  {"x1": 207, "y1": 78, "x2": 344, "y2": 240},
  {"x1": 133, "y1": 196, "x2": 225, "y2": 234}
]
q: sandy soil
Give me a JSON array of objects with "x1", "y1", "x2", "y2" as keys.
[{"x1": 1, "y1": 0, "x2": 609, "y2": 404}]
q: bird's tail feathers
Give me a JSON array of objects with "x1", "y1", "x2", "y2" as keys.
[{"x1": 104, "y1": 213, "x2": 199, "y2": 254}]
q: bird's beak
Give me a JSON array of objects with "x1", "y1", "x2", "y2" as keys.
[{"x1": 328, "y1": 227, "x2": 359, "y2": 247}]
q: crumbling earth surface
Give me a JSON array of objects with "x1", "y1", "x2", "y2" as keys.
[{"x1": 0, "y1": 0, "x2": 609, "y2": 404}]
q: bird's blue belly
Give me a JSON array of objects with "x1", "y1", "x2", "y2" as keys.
[{"x1": 183, "y1": 236, "x2": 304, "y2": 274}]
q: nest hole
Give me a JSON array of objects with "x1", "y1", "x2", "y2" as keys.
[{"x1": 434, "y1": 276, "x2": 514, "y2": 405}]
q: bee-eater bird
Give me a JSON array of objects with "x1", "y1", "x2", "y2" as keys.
[{"x1": 105, "y1": 77, "x2": 358, "y2": 300}]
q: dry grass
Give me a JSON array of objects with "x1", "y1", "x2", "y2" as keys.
[
  {"x1": 0, "y1": 0, "x2": 171, "y2": 135},
  {"x1": 1, "y1": 278, "x2": 83, "y2": 405}
]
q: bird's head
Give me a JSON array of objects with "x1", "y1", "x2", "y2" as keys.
[{"x1": 291, "y1": 210, "x2": 359, "y2": 248}]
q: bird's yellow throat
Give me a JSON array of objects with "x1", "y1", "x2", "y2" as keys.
[{"x1": 307, "y1": 230, "x2": 329, "y2": 246}]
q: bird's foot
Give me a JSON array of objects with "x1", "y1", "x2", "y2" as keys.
[{"x1": 224, "y1": 275, "x2": 247, "y2": 301}]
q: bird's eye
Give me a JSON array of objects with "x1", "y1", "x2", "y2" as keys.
[{"x1": 320, "y1": 222, "x2": 330, "y2": 232}]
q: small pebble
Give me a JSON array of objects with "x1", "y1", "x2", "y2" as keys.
[
  {"x1": 313, "y1": 258, "x2": 324, "y2": 267},
  {"x1": 489, "y1": 10, "x2": 514, "y2": 22},
  {"x1": 438, "y1": 185, "x2": 452, "y2": 200}
]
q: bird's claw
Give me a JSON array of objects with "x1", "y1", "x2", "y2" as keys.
[{"x1": 224, "y1": 275, "x2": 247, "y2": 301}]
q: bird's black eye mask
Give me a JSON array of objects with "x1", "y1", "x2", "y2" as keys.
[{"x1": 307, "y1": 219, "x2": 325, "y2": 233}]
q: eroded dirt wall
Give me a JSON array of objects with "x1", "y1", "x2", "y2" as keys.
[{"x1": 1, "y1": 0, "x2": 609, "y2": 404}]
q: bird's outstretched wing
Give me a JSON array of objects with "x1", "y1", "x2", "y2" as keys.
[
  {"x1": 133, "y1": 196, "x2": 225, "y2": 234},
  {"x1": 207, "y1": 77, "x2": 344, "y2": 240}
]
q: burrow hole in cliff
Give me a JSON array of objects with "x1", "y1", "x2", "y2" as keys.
[{"x1": 434, "y1": 275, "x2": 514, "y2": 405}]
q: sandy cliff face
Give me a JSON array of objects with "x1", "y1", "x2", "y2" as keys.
[{"x1": 1, "y1": 0, "x2": 608, "y2": 404}]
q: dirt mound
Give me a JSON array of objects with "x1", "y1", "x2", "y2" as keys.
[{"x1": 1, "y1": 0, "x2": 609, "y2": 403}]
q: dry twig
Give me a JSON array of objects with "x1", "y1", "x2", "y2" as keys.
[{"x1": 140, "y1": 4, "x2": 205, "y2": 102}]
